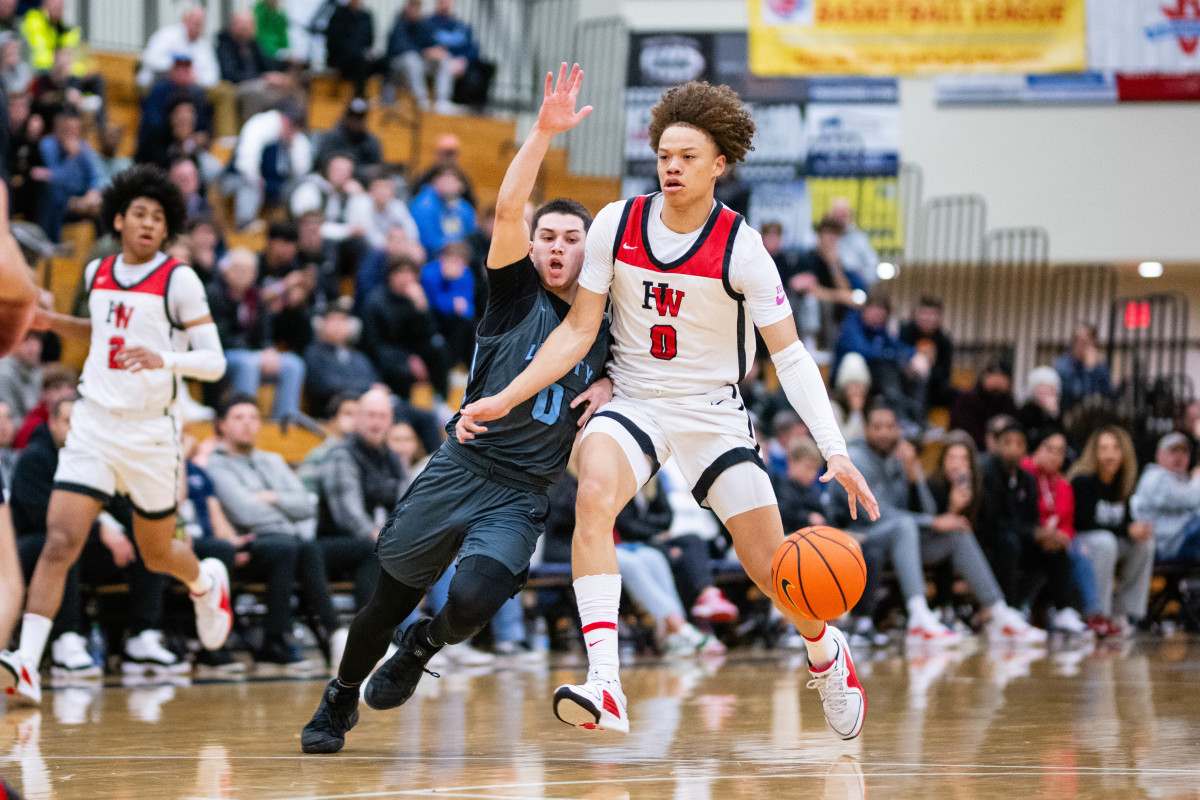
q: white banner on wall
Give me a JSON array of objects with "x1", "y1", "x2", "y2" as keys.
[
  {"x1": 803, "y1": 104, "x2": 901, "y2": 177},
  {"x1": 1088, "y1": 0, "x2": 1200, "y2": 73}
]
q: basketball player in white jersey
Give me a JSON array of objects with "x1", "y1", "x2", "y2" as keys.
[
  {"x1": 462, "y1": 82, "x2": 880, "y2": 739},
  {"x1": 0, "y1": 165, "x2": 231, "y2": 704}
]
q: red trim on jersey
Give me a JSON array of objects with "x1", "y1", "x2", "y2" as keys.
[
  {"x1": 616, "y1": 194, "x2": 739, "y2": 281},
  {"x1": 92, "y1": 256, "x2": 180, "y2": 297}
]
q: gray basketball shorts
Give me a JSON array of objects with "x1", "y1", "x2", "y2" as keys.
[{"x1": 374, "y1": 448, "x2": 550, "y2": 589}]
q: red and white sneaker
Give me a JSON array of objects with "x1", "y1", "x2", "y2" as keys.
[
  {"x1": 907, "y1": 611, "x2": 965, "y2": 646},
  {"x1": 691, "y1": 587, "x2": 739, "y2": 624},
  {"x1": 806, "y1": 626, "x2": 865, "y2": 740},
  {"x1": 987, "y1": 606, "x2": 1048, "y2": 645},
  {"x1": 191, "y1": 558, "x2": 233, "y2": 650},
  {"x1": 553, "y1": 678, "x2": 629, "y2": 734},
  {"x1": 0, "y1": 649, "x2": 43, "y2": 705}
]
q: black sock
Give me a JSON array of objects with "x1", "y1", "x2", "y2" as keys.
[
  {"x1": 419, "y1": 618, "x2": 444, "y2": 650},
  {"x1": 336, "y1": 568, "x2": 425, "y2": 686}
]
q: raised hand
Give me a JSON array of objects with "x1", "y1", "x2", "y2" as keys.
[{"x1": 536, "y1": 62, "x2": 593, "y2": 136}]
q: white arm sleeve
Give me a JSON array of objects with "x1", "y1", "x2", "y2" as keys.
[
  {"x1": 772, "y1": 341, "x2": 848, "y2": 461},
  {"x1": 577, "y1": 201, "x2": 623, "y2": 296},
  {"x1": 161, "y1": 267, "x2": 226, "y2": 382},
  {"x1": 729, "y1": 226, "x2": 792, "y2": 330}
]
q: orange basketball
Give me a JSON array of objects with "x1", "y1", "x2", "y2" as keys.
[
  {"x1": 0, "y1": 295, "x2": 36, "y2": 358},
  {"x1": 771, "y1": 526, "x2": 867, "y2": 621}
]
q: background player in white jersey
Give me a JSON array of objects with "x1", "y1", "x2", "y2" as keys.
[
  {"x1": 0, "y1": 165, "x2": 231, "y2": 705},
  {"x1": 462, "y1": 81, "x2": 880, "y2": 739}
]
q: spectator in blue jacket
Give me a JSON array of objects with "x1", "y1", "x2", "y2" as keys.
[
  {"x1": 426, "y1": 0, "x2": 478, "y2": 111},
  {"x1": 1054, "y1": 323, "x2": 1113, "y2": 413},
  {"x1": 421, "y1": 240, "x2": 474, "y2": 369},
  {"x1": 384, "y1": 0, "x2": 443, "y2": 111},
  {"x1": 834, "y1": 288, "x2": 930, "y2": 436},
  {"x1": 37, "y1": 109, "x2": 100, "y2": 241},
  {"x1": 408, "y1": 163, "x2": 475, "y2": 254}
]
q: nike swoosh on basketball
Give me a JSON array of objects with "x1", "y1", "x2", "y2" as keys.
[{"x1": 781, "y1": 578, "x2": 801, "y2": 609}]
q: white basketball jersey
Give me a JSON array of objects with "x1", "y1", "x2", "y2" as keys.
[
  {"x1": 79, "y1": 253, "x2": 187, "y2": 412},
  {"x1": 606, "y1": 193, "x2": 753, "y2": 399}
]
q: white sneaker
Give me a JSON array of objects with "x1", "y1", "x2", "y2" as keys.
[
  {"x1": 806, "y1": 626, "x2": 866, "y2": 740},
  {"x1": 907, "y1": 610, "x2": 964, "y2": 646},
  {"x1": 329, "y1": 627, "x2": 349, "y2": 676},
  {"x1": 191, "y1": 558, "x2": 233, "y2": 650},
  {"x1": 123, "y1": 630, "x2": 189, "y2": 674},
  {"x1": 441, "y1": 642, "x2": 495, "y2": 667},
  {"x1": 50, "y1": 632, "x2": 102, "y2": 679},
  {"x1": 988, "y1": 606, "x2": 1048, "y2": 644},
  {"x1": 0, "y1": 649, "x2": 42, "y2": 704},
  {"x1": 553, "y1": 677, "x2": 629, "y2": 733},
  {"x1": 1052, "y1": 607, "x2": 1089, "y2": 636}
]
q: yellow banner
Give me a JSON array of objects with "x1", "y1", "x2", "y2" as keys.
[{"x1": 749, "y1": 0, "x2": 1087, "y2": 75}]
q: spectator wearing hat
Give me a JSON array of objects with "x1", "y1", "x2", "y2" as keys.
[
  {"x1": 1132, "y1": 432, "x2": 1200, "y2": 564},
  {"x1": 833, "y1": 287, "x2": 929, "y2": 436},
  {"x1": 139, "y1": 6, "x2": 239, "y2": 137},
  {"x1": 830, "y1": 351, "x2": 870, "y2": 444},
  {"x1": 303, "y1": 297, "x2": 379, "y2": 414},
  {"x1": 1068, "y1": 426, "x2": 1154, "y2": 633},
  {"x1": 1055, "y1": 323, "x2": 1114, "y2": 413},
  {"x1": 412, "y1": 133, "x2": 477, "y2": 208},
  {"x1": 208, "y1": 247, "x2": 306, "y2": 423},
  {"x1": 313, "y1": 98, "x2": 383, "y2": 181},
  {"x1": 951, "y1": 359, "x2": 1017, "y2": 450},
  {"x1": 223, "y1": 102, "x2": 312, "y2": 229},
  {"x1": 324, "y1": 0, "x2": 384, "y2": 98},
  {"x1": 135, "y1": 54, "x2": 214, "y2": 168},
  {"x1": 899, "y1": 295, "x2": 955, "y2": 409},
  {"x1": 1018, "y1": 366, "x2": 1064, "y2": 447},
  {"x1": 409, "y1": 163, "x2": 475, "y2": 255}
]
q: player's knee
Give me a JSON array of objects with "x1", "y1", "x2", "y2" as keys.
[
  {"x1": 438, "y1": 556, "x2": 521, "y2": 644},
  {"x1": 40, "y1": 526, "x2": 85, "y2": 566},
  {"x1": 575, "y1": 473, "x2": 624, "y2": 525}
]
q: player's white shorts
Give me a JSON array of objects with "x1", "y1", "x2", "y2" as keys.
[
  {"x1": 581, "y1": 385, "x2": 777, "y2": 521},
  {"x1": 53, "y1": 398, "x2": 181, "y2": 517}
]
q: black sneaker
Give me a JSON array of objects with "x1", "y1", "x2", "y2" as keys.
[
  {"x1": 301, "y1": 679, "x2": 360, "y2": 754},
  {"x1": 364, "y1": 618, "x2": 441, "y2": 711},
  {"x1": 255, "y1": 637, "x2": 305, "y2": 666}
]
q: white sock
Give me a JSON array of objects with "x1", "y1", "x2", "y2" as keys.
[
  {"x1": 906, "y1": 595, "x2": 933, "y2": 624},
  {"x1": 186, "y1": 564, "x2": 211, "y2": 596},
  {"x1": 574, "y1": 573, "x2": 621, "y2": 684},
  {"x1": 803, "y1": 623, "x2": 838, "y2": 671},
  {"x1": 17, "y1": 613, "x2": 53, "y2": 664}
]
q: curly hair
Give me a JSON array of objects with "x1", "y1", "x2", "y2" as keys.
[
  {"x1": 648, "y1": 81, "x2": 755, "y2": 164},
  {"x1": 100, "y1": 164, "x2": 187, "y2": 241}
]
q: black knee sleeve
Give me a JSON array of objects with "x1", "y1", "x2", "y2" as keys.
[{"x1": 430, "y1": 555, "x2": 527, "y2": 646}]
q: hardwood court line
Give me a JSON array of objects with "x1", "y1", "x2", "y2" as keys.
[
  {"x1": 41, "y1": 755, "x2": 1200, "y2": 774},
  {"x1": 244, "y1": 767, "x2": 1200, "y2": 800}
]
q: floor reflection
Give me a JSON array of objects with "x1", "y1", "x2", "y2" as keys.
[{"x1": 1, "y1": 636, "x2": 1198, "y2": 799}]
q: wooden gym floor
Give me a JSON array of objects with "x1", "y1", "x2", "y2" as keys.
[{"x1": 2, "y1": 637, "x2": 1200, "y2": 799}]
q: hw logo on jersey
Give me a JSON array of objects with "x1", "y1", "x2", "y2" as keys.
[
  {"x1": 641, "y1": 281, "x2": 685, "y2": 317},
  {"x1": 106, "y1": 301, "x2": 135, "y2": 329}
]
